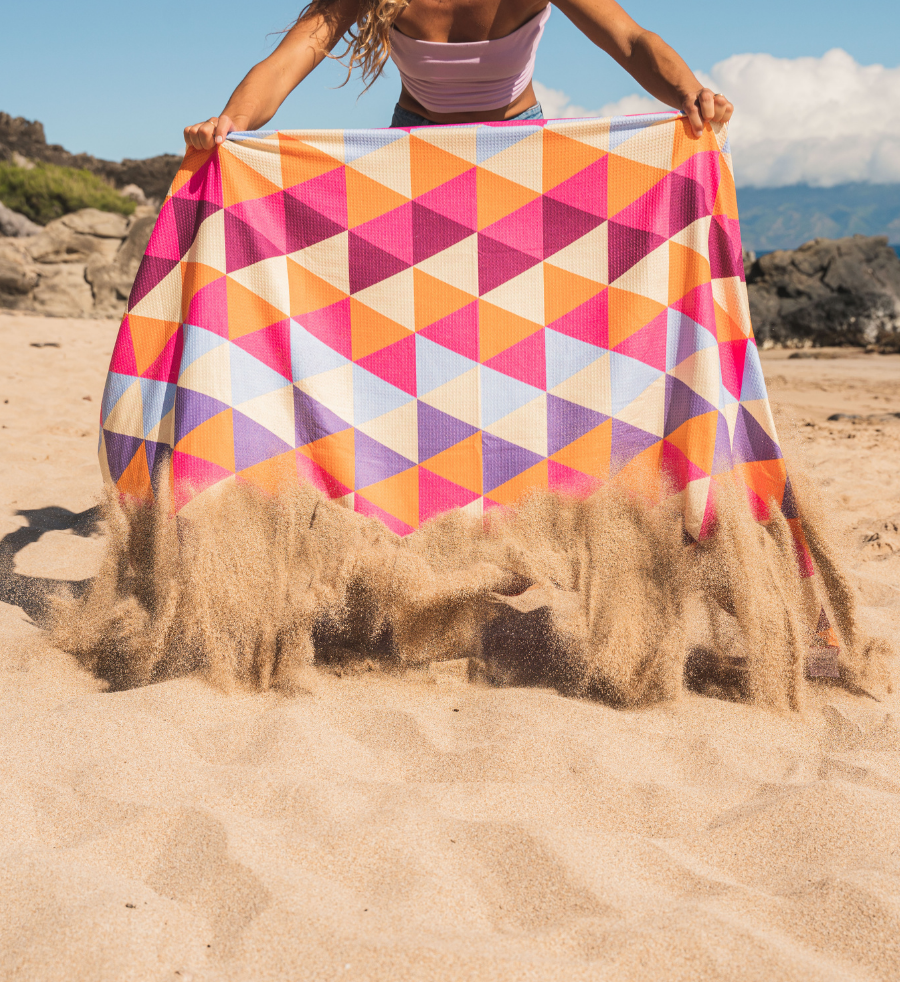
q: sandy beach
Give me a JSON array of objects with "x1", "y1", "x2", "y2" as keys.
[{"x1": 1, "y1": 310, "x2": 898, "y2": 982}]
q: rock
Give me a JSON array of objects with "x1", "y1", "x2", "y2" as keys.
[
  {"x1": 747, "y1": 235, "x2": 900, "y2": 350},
  {"x1": 0, "y1": 239, "x2": 39, "y2": 300},
  {"x1": 0, "y1": 201, "x2": 42, "y2": 237},
  {"x1": 86, "y1": 213, "x2": 156, "y2": 315},
  {"x1": 24, "y1": 213, "x2": 122, "y2": 266},
  {"x1": 120, "y1": 184, "x2": 148, "y2": 205},
  {"x1": 30, "y1": 263, "x2": 94, "y2": 316},
  {"x1": 56, "y1": 208, "x2": 129, "y2": 239}
]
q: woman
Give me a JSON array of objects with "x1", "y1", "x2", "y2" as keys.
[{"x1": 184, "y1": 0, "x2": 732, "y2": 147}]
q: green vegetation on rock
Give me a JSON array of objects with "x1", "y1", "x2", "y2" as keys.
[{"x1": 0, "y1": 160, "x2": 136, "y2": 225}]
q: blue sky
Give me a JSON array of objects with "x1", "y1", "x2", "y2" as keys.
[{"x1": 2, "y1": 0, "x2": 899, "y2": 169}]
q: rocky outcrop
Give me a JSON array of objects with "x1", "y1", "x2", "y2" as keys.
[
  {"x1": 0, "y1": 112, "x2": 182, "y2": 202},
  {"x1": 0, "y1": 201, "x2": 43, "y2": 237},
  {"x1": 746, "y1": 235, "x2": 900, "y2": 350},
  {"x1": 0, "y1": 206, "x2": 156, "y2": 317}
]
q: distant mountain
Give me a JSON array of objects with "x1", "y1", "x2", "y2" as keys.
[{"x1": 736, "y1": 183, "x2": 900, "y2": 253}]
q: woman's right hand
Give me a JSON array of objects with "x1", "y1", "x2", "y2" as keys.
[{"x1": 183, "y1": 115, "x2": 237, "y2": 150}]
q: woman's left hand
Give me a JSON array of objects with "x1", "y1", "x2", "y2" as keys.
[{"x1": 681, "y1": 88, "x2": 733, "y2": 137}]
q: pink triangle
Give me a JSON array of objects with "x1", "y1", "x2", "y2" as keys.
[
  {"x1": 544, "y1": 156, "x2": 608, "y2": 218},
  {"x1": 227, "y1": 194, "x2": 287, "y2": 254},
  {"x1": 673, "y1": 150, "x2": 720, "y2": 214},
  {"x1": 418, "y1": 301, "x2": 479, "y2": 361},
  {"x1": 481, "y1": 197, "x2": 543, "y2": 260},
  {"x1": 172, "y1": 451, "x2": 233, "y2": 511},
  {"x1": 719, "y1": 339, "x2": 749, "y2": 399},
  {"x1": 614, "y1": 310, "x2": 667, "y2": 370},
  {"x1": 145, "y1": 200, "x2": 182, "y2": 261},
  {"x1": 414, "y1": 169, "x2": 477, "y2": 230},
  {"x1": 548, "y1": 460, "x2": 600, "y2": 497},
  {"x1": 233, "y1": 319, "x2": 293, "y2": 380},
  {"x1": 745, "y1": 485, "x2": 770, "y2": 522},
  {"x1": 662, "y1": 441, "x2": 708, "y2": 492},
  {"x1": 301, "y1": 299, "x2": 352, "y2": 359},
  {"x1": 109, "y1": 317, "x2": 138, "y2": 376},
  {"x1": 355, "y1": 494, "x2": 415, "y2": 536},
  {"x1": 143, "y1": 328, "x2": 184, "y2": 384},
  {"x1": 419, "y1": 468, "x2": 480, "y2": 525},
  {"x1": 186, "y1": 276, "x2": 229, "y2": 338},
  {"x1": 698, "y1": 481, "x2": 718, "y2": 541},
  {"x1": 297, "y1": 451, "x2": 352, "y2": 499},
  {"x1": 610, "y1": 172, "x2": 673, "y2": 237},
  {"x1": 352, "y1": 201, "x2": 413, "y2": 265},
  {"x1": 483, "y1": 328, "x2": 546, "y2": 389},
  {"x1": 356, "y1": 333, "x2": 417, "y2": 396},
  {"x1": 285, "y1": 167, "x2": 348, "y2": 229},
  {"x1": 548, "y1": 291, "x2": 608, "y2": 349},
  {"x1": 174, "y1": 154, "x2": 223, "y2": 208},
  {"x1": 673, "y1": 282, "x2": 716, "y2": 336}
]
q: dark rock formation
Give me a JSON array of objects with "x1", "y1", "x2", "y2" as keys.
[
  {"x1": 0, "y1": 112, "x2": 182, "y2": 201},
  {"x1": 746, "y1": 235, "x2": 900, "y2": 351}
]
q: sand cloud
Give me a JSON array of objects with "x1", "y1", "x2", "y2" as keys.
[{"x1": 537, "y1": 49, "x2": 900, "y2": 187}]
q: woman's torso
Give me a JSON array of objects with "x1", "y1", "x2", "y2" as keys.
[{"x1": 392, "y1": 0, "x2": 551, "y2": 123}]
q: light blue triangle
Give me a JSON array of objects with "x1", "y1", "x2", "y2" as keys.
[
  {"x1": 609, "y1": 113, "x2": 669, "y2": 151},
  {"x1": 139, "y1": 379, "x2": 177, "y2": 436},
  {"x1": 101, "y1": 372, "x2": 137, "y2": 424},
  {"x1": 182, "y1": 323, "x2": 227, "y2": 370},
  {"x1": 740, "y1": 342, "x2": 768, "y2": 402},
  {"x1": 416, "y1": 334, "x2": 477, "y2": 396},
  {"x1": 719, "y1": 380, "x2": 739, "y2": 410},
  {"x1": 230, "y1": 344, "x2": 293, "y2": 405},
  {"x1": 480, "y1": 365, "x2": 544, "y2": 428},
  {"x1": 666, "y1": 308, "x2": 718, "y2": 370},
  {"x1": 352, "y1": 364, "x2": 414, "y2": 425},
  {"x1": 290, "y1": 318, "x2": 349, "y2": 381},
  {"x1": 344, "y1": 128, "x2": 408, "y2": 163},
  {"x1": 476, "y1": 124, "x2": 542, "y2": 164},
  {"x1": 609, "y1": 351, "x2": 663, "y2": 416},
  {"x1": 545, "y1": 329, "x2": 604, "y2": 390}
]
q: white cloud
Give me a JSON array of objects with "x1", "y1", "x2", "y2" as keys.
[
  {"x1": 538, "y1": 49, "x2": 900, "y2": 187},
  {"x1": 533, "y1": 80, "x2": 665, "y2": 120}
]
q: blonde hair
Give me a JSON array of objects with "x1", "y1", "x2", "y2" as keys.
[{"x1": 301, "y1": 0, "x2": 412, "y2": 91}]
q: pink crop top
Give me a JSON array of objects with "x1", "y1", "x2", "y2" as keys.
[{"x1": 389, "y1": 5, "x2": 551, "y2": 113}]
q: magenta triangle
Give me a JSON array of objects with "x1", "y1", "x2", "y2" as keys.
[
  {"x1": 232, "y1": 319, "x2": 293, "y2": 380},
  {"x1": 418, "y1": 302, "x2": 479, "y2": 361},
  {"x1": 414, "y1": 169, "x2": 477, "y2": 230},
  {"x1": 356, "y1": 334, "x2": 417, "y2": 396},
  {"x1": 478, "y1": 235, "x2": 540, "y2": 294},
  {"x1": 348, "y1": 233, "x2": 410, "y2": 293},
  {"x1": 298, "y1": 299, "x2": 352, "y2": 360},
  {"x1": 614, "y1": 310, "x2": 667, "y2": 370},
  {"x1": 419, "y1": 468, "x2": 480, "y2": 525},
  {"x1": 483, "y1": 329, "x2": 546, "y2": 389}
]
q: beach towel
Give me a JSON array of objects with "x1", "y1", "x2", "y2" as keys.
[{"x1": 98, "y1": 112, "x2": 798, "y2": 551}]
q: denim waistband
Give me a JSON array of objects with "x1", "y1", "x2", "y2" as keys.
[{"x1": 391, "y1": 101, "x2": 543, "y2": 127}]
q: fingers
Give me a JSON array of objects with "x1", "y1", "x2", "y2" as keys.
[
  {"x1": 683, "y1": 98, "x2": 704, "y2": 139},
  {"x1": 683, "y1": 89, "x2": 735, "y2": 137},
  {"x1": 214, "y1": 115, "x2": 235, "y2": 145},
  {"x1": 182, "y1": 117, "x2": 222, "y2": 151}
]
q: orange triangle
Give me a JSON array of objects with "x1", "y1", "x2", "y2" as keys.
[
  {"x1": 734, "y1": 459, "x2": 787, "y2": 509},
  {"x1": 280, "y1": 144, "x2": 344, "y2": 190},
  {"x1": 220, "y1": 149, "x2": 283, "y2": 207},
  {"x1": 487, "y1": 460, "x2": 549, "y2": 507},
  {"x1": 350, "y1": 298, "x2": 411, "y2": 360},
  {"x1": 542, "y1": 129, "x2": 606, "y2": 193},
  {"x1": 544, "y1": 265, "x2": 605, "y2": 323},
  {"x1": 479, "y1": 299, "x2": 542, "y2": 363},
  {"x1": 117, "y1": 441, "x2": 152, "y2": 499},
  {"x1": 614, "y1": 442, "x2": 666, "y2": 500},
  {"x1": 358, "y1": 466, "x2": 420, "y2": 530},
  {"x1": 714, "y1": 302, "x2": 747, "y2": 344},
  {"x1": 671, "y1": 116, "x2": 720, "y2": 172},
  {"x1": 666, "y1": 411, "x2": 719, "y2": 474},
  {"x1": 226, "y1": 276, "x2": 288, "y2": 339},
  {"x1": 669, "y1": 241, "x2": 711, "y2": 305},
  {"x1": 713, "y1": 167, "x2": 739, "y2": 220},
  {"x1": 298, "y1": 428, "x2": 355, "y2": 491},
  {"x1": 287, "y1": 259, "x2": 348, "y2": 317},
  {"x1": 128, "y1": 316, "x2": 180, "y2": 376},
  {"x1": 239, "y1": 449, "x2": 299, "y2": 494},
  {"x1": 410, "y1": 136, "x2": 473, "y2": 198},
  {"x1": 421, "y1": 431, "x2": 483, "y2": 495},
  {"x1": 413, "y1": 268, "x2": 476, "y2": 330},
  {"x1": 606, "y1": 155, "x2": 670, "y2": 218},
  {"x1": 181, "y1": 262, "x2": 224, "y2": 321},
  {"x1": 476, "y1": 167, "x2": 541, "y2": 230},
  {"x1": 550, "y1": 420, "x2": 612, "y2": 481},
  {"x1": 606, "y1": 287, "x2": 667, "y2": 348},
  {"x1": 170, "y1": 148, "x2": 213, "y2": 197},
  {"x1": 345, "y1": 168, "x2": 410, "y2": 228},
  {"x1": 175, "y1": 409, "x2": 235, "y2": 472}
]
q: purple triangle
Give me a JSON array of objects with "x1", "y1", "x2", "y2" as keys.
[
  {"x1": 417, "y1": 401, "x2": 479, "y2": 462},
  {"x1": 348, "y1": 232, "x2": 410, "y2": 293},
  {"x1": 731, "y1": 405, "x2": 783, "y2": 464},
  {"x1": 355, "y1": 430, "x2": 415, "y2": 489},
  {"x1": 542, "y1": 197, "x2": 605, "y2": 260},
  {"x1": 708, "y1": 216, "x2": 745, "y2": 281},
  {"x1": 411, "y1": 202, "x2": 473, "y2": 265},
  {"x1": 283, "y1": 194, "x2": 346, "y2": 254},
  {"x1": 664, "y1": 376, "x2": 717, "y2": 436},
  {"x1": 103, "y1": 432, "x2": 143, "y2": 482},
  {"x1": 478, "y1": 235, "x2": 541, "y2": 295},
  {"x1": 233, "y1": 409, "x2": 294, "y2": 470},
  {"x1": 482, "y1": 432, "x2": 543, "y2": 493},
  {"x1": 224, "y1": 210, "x2": 285, "y2": 273},
  {"x1": 145, "y1": 440, "x2": 170, "y2": 486},
  {"x1": 172, "y1": 196, "x2": 221, "y2": 259},
  {"x1": 294, "y1": 387, "x2": 351, "y2": 447},
  {"x1": 129, "y1": 255, "x2": 179, "y2": 308},
  {"x1": 610, "y1": 419, "x2": 660, "y2": 473},
  {"x1": 547, "y1": 395, "x2": 609, "y2": 456},
  {"x1": 607, "y1": 222, "x2": 668, "y2": 282},
  {"x1": 174, "y1": 389, "x2": 230, "y2": 443},
  {"x1": 711, "y1": 411, "x2": 734, "y2": 475},
  {"x1": 668, "y1": 172, "x2": 711, "y2": 238},
  {"x1": 781, "y1": 475, "x2": 798, "y2": 519}
]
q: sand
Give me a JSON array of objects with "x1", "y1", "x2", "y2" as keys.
[{"x1": 1, "y1": 310, "x2": 898, "y2": 982}]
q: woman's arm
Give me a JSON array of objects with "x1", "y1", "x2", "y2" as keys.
[
  {"x1": 553, "y1": 0, "x2": 733, "y2": 136},
  {"x1": 184, "y1": 0, "x2": 359, "y2": 150}
]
